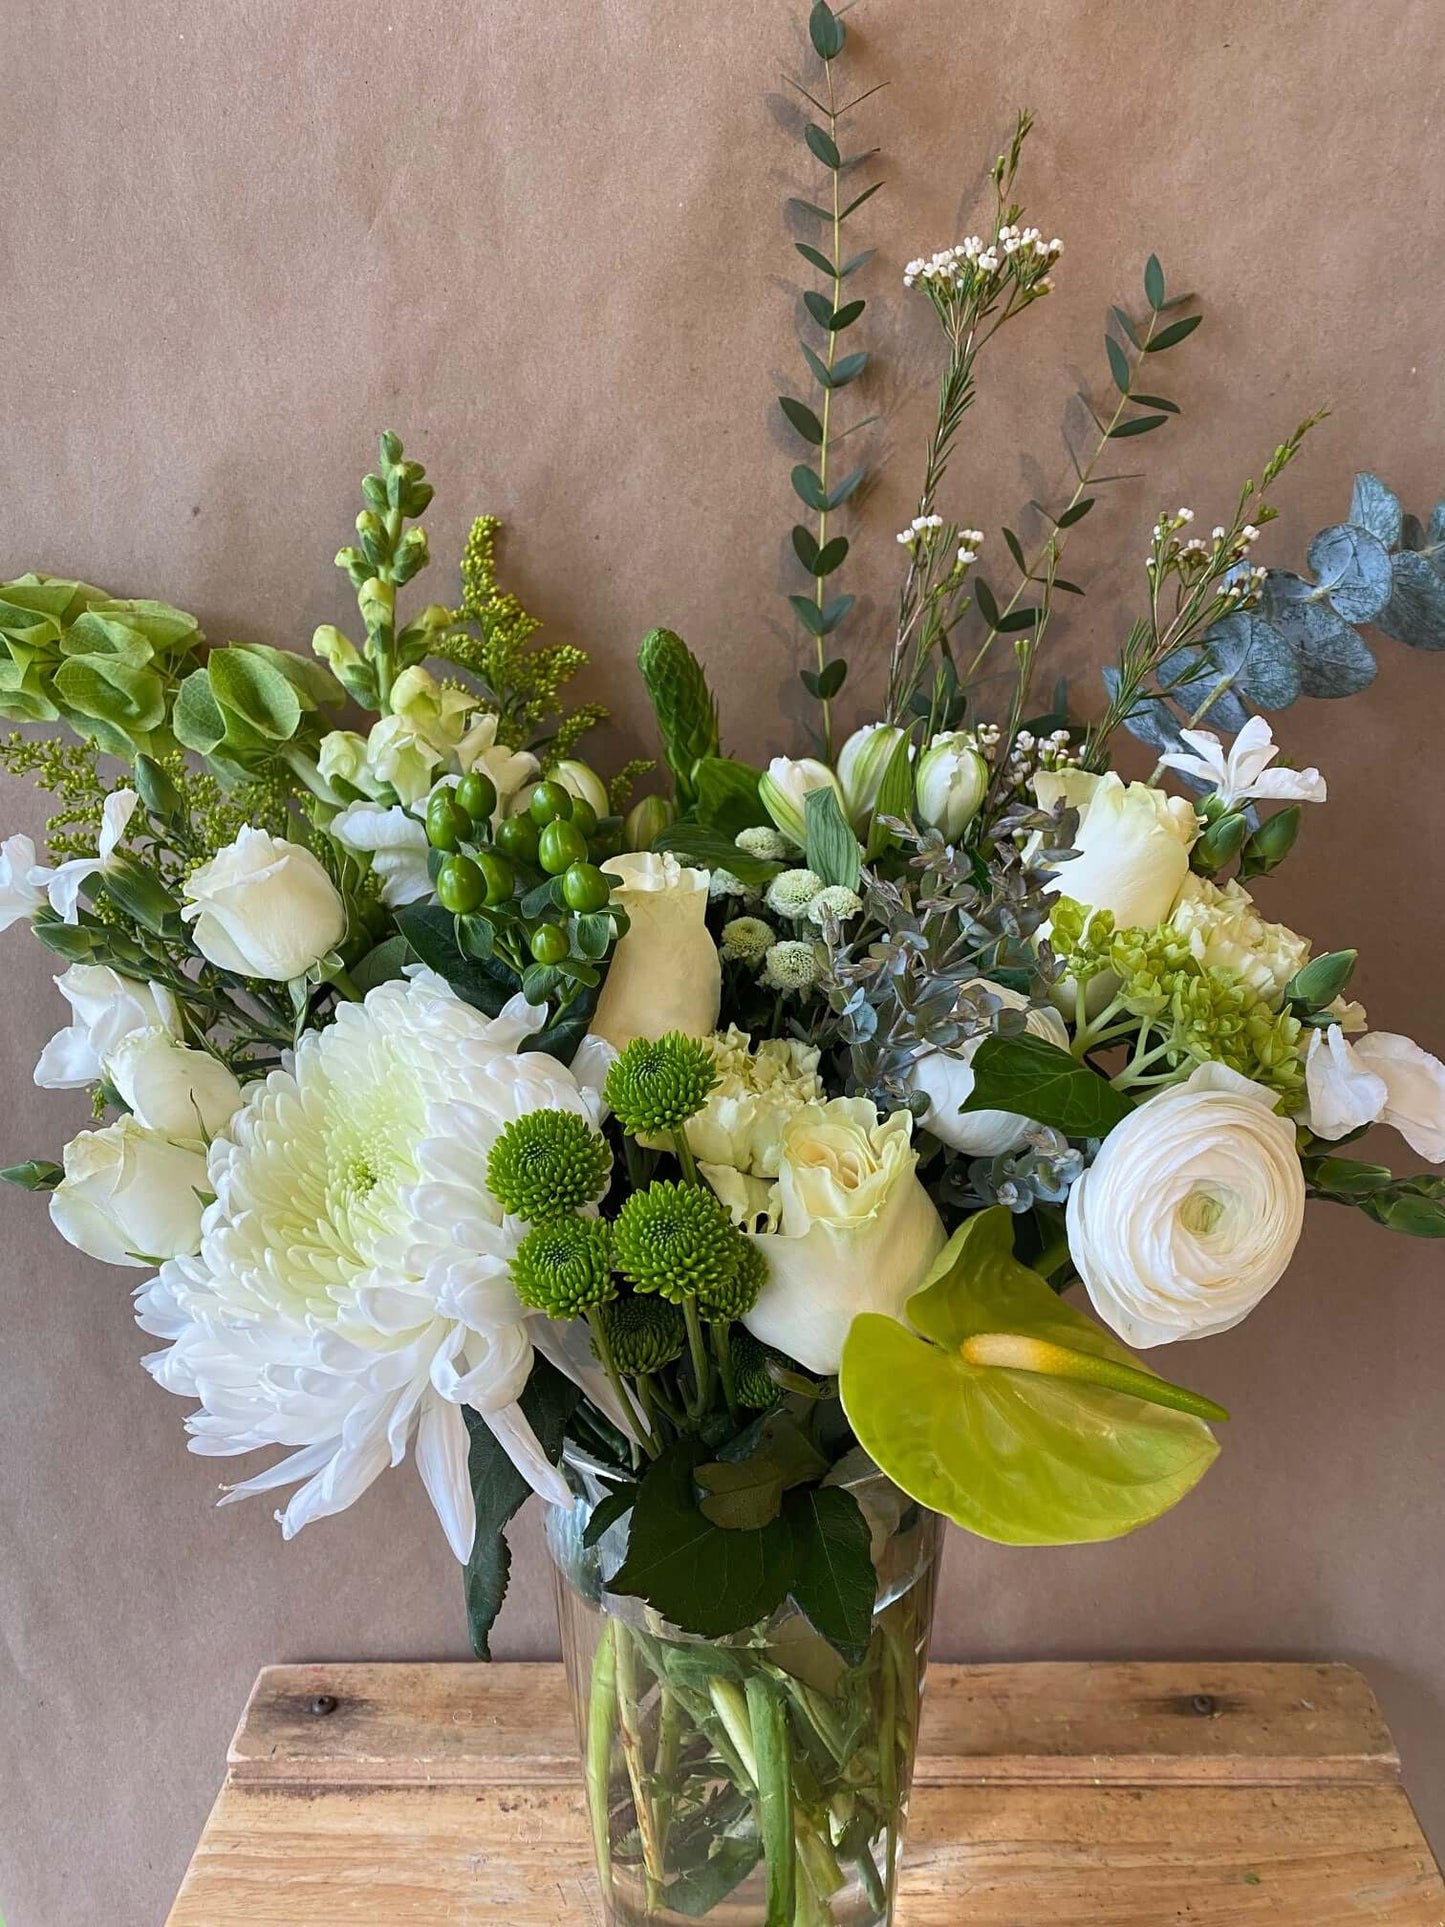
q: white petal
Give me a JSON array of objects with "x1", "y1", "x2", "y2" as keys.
[
  {"x1": 97, "y1": 789, "x2": 140, "y2": 861},
  {"x1": 483, "y1": 1400, "x2": 571, "y2": 1507},
  {"x1": 1354, "y1": 1033, "x2": 1445, "y2": 1163},
  {"x1": 414, "y1": 1396, "x2": 476, "y2": 1561},
  {"x1": 34, "y1": 1024, "x2": 103, "y2": 1089},
  {"x1": 1249, "y1": 766, "x2": 1327, "y2": 804},
  {"x1": 1305, "y1": 1026, "x2": 1387, "y2": 1140},
  {"x1": 217, "y1": 1440, "x2": 337, "y2": 1504},
  {"x1": 275, "y1": 1435, "x2": 392, "y2": 1538},
  {"x1": 529, "y1": 1315, "x2": 638, "y2": 1441},
  {"x1": 46, "y1": 857, "x2": 97, "y2": 923}
]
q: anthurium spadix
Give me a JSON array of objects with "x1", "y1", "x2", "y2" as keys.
[{"x1": 838, "y1": 1207, "x2": 1223, "y2": 1544}]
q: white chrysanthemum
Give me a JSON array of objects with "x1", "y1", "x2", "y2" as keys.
[
  {"x1": 134, "y1": 974, "x2": 612, "y2": 1561},
  {"x1": 764, "y1": 868, "x2": 824, "y2": 919}
]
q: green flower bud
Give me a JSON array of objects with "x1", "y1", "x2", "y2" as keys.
[
  {"x1": 730, "y1": 1328, "x2": 784, "y2": 1410},
  {"x1": 836, "y1": 723, "x2": 909, "y2": 833},
  {"x1": 511, "y1": 1214, "x2": 615, "y2": 1317},
  {"x1": 0, "y1": 1158, "x2": 65, "y2": 1192},
  {"x1": 392, "y1": 527, "x2": 429, "y2": 586},
  {"x1": 333, "y1": 545, "x2": 371, "y2": 589},
  {"x1": 604, "y1": 1033, "x2": 718, "y2": 1136},
  {"x1": 100, "y1": 856, "x2": 179, "y2": 935},
  {"x1": 612, "y1": 1179, "x2": 743, "y2": 1305},
  {"x1": 623, "y1": 793, "x2": 675, "y2": 851},
  {"x1": 487, "y1": 1109, "x2": 612, "y2": 1221},
  {"x1": 1238, "y1": 803, "x2": 1302, "y2": 879},
  {"x1": 1190, "y1": 810, "x2": 1249, "y2": 877},
  {"x1": 31, "y1": 915, "x2": 100, "y2": 962},
  {"x1": 695, "y1": 1235, "x2": 768, "y2": 1322},
  {"x1": 915, "y1": 732, "x2": 988, "y2": 840},
  {"x1": 594, "y1": 1293, "x2": 686, "y2": 1375},
  {"x1": 357, "y1": 576, "x2": 395, "y2": 635},
  {"x1": 133, "y1": 755, "x2": 183, "y2": 820}
]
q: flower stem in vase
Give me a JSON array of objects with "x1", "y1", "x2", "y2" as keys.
[
  {"x1": 745, "y1": 1672, "x2": 796, "y2": 1926},
  {"x1": 614, "y1": 1624, "x2": 667, "y2": 1908},
  {"x1": 584, "y1": 1619, "x2": 617, "y2": 1892}
]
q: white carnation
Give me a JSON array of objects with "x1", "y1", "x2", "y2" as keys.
[{"x1": 1167, "y1": 875, "x2": 1310, "y2": 1002}]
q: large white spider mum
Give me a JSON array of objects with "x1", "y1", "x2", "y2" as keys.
[{"x1": 134, "y1": 974, "x2": 608, "y2": 1560}]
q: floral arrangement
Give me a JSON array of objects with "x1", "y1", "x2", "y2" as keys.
[{"x1": 5, "y1": 7, "x2": 1444, "y2": 1919}]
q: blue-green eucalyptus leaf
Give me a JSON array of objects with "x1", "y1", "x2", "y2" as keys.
[
  {"x1": 1376, "y1": 549, "x2": 1445, "y2": 651},
  {"x1": 1306, "y1": 523, "x2": 1393, "y2": 623},
  {"x1": 1265, "y1": 599, "x2": 1377, "y2": 696},
  {"x1": 1348, "y1": 473, "x2": 1402, "y2": 549}
]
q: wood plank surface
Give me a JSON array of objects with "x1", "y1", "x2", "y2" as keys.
[{"x1": 168, "y1": 1661, "x2": 1445, "y2": 1926}]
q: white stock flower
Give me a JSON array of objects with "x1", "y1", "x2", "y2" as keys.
[
  {"x1": 50, "y1": 1117, "x2": 210, "y2": 1269},
  {"x1": 1032, "y1": 768, "x2": 1197, "y2": 929},
  {"x1": 836, "y1": 724, "x2": 908, "y2": 832},
  {"x1": 1158, "y1": 716, "x2": 1326, "y2": 809},
  {"x1": 915, "y1": 732, "x2": 989, "y2": 840},
  {"x1": 182, "y1": 828, "x2": 346, "y2": 981},
  {"x1": 744, "y1": 1099, "x2": 947, "y2": 1373},
  {"x1": 134, "y1": 976, "x2": 609, "y2": 1560},
  {"x1": 590, "y1": 852, "x2": 721, "y2": 1050},
  {"x1": 907, "y1": 982, "x2": 1071, "y2": 1156},
  {"x1": 108, "y1": 1029, "x2": 243, "y2": 1143},
  {"x1": 46, "y1": 790, "x2": 139, "y2": 923},
  {"x1": 34, "y1": 964, "x2": 180, "y2": 1090},
  {"x1": 757, "y1": 757, "x2": 846, "y2": 848},
  {"x1": 1167, "y1": 875, "x2": 1310, "y2": 1002},
  {"x1": 1066, "y1": 1062, "x2": 1306, "y2": 1347},
  {"x1": 1305, "y1": 1026, "x2": 1445, "y2": 1162},
  {"x1": 330, "y1": 799, "x2": 431, "y2": 907},
  {"x1": 0, "y1": 833, "x2": 48, "y2": 930}
]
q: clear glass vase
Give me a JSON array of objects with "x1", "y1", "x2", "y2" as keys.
[{"x1": 546, "y1": 1446, "x2": 943, "y2": 1927}]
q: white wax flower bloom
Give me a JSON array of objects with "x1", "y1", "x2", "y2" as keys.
[
  {"x1": 182, "y1": 828, "x2": 346, "y2": 981},
  {"x1": 0, "y1": 832, "x2": 48, "y2": 930},
  {"x1": 757, "y1": 757, "x2": 846, "y2": 848},
  {"x1": 45, "y1": 789, "x2": 139, "y2": 923},
  {"x1": 1158, "y1": 716, "x2": 1326, "y2": 809},
  {"x1": 551, "y1": 758, "x2": 609, "y2": 819},
  {"x1": 134, "y1": 976, "x2": 612, "y2": 1559},
  {"x1": 915, "y1": 732, "x2": 989, "y2": 840},
  {"x1": 1305, "y1": 1026, "x2": 1445, "y2": 1162},
  {"x1": 744, "y1": 1099, "x2": 947, "y2": 1373},
  {"x1": 907, "y1": 980, "x2": 1071, "y2": 1156},
  {"x1": 590, "y1": 852, "x2": 721, "y2": 1050},
  {"x1": 107, "y1": 1029, "x2": 243, "y2": 1144},
  {"x1": 50, "y1": 1117, "x2": 210, "y2": 1269},
  {"x1": 330, "y1": 798, "x2": 432, "y2": 907},
  {"x1": 836, "y1": 724, "x2": 909, "y2": 832},
  {"x1": 1032, "y1": 768, "x2": 1198, "y2": 930},
  {"x1": 34, "y1": 963, "x2": 181, "y2": 1090},
  {"x1": 1167, "y1": 875, "x2": 1311, "y2": 1003},
  {"x1": 1066, "y1": 1062, "x2": 1306, "y2": 1348}
]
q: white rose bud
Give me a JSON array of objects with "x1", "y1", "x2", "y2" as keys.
[
  {"x1": 34, "y1": 964, "x2": 180, "y2": 1090},
  {"x1": 836, "y1": 724, "x2": 909, "y2": 833},
  {"x1": 1066, "y1": 1062, "x2": 1306, "y2": 1347},
  {"x1": 49, "y1": 1118, "x2": 210, "y2": 1268},
  {"x1": 1033, "y1": 768, "x2": 1198, "y2": 930},
  {"x1": 590, "y1": 852, "x2": 721, "y2": 1050},
  {"x1": 182, "y1": 829, "x2": 346, "y2": 982},
  {"x1": 907, "y1": 981, "x2": 1071, "y2": 1155},
  {"x1": 107, "y1": 1029, "x2": 243, "y2": 1144},
  {"x1": 551, "y1": 758, "x2": 610, "y2": 819},
  {"x1": 757, "y1": 757, "x2": 846, "y2": 849},
  {"x1": 915, "y1": 732, "x2": 989, "y2": 840}
]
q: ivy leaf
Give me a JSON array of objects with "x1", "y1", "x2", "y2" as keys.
[
  {"x1": 809, "y1": 0, "x2": 846, "y2": 59},
  {"x1": 1144, "y1": 314, "x2": 1201, "y2": 352},
  {"x1": 804, "y1": 784, "x2": 861, "y2": 889},
  {"x1": 1143, "y1": 254, "x2": 1166, "y2": 309},
  {"x1": 785, "y1": 1486, "x2": 876, "y2": 1663},
  {"x1": 962, "y1": 1032, "x2": 1135, "y2": 1136},
  {"x1": 1105, "y1": 335, "x2": 1131, "y2": 393},
  {"x1": 779, "y1": 396, "x2": 824, "y2": 446},
  {"x1": 791, "y1": 464, "x2": 828, "y2": 511},
  {"x1": 804, "y1": 124, "x2": 842, "y2": 170},
  {"x1": 1109, "y1": 413, "x2": 1169, "y2": 437}
]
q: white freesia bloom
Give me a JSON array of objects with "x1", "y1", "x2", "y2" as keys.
[
  {"x1": 331, "y1": 799, "x2": 431, "y2": 907},
  {"x1": 590, "y1": 853, "x2": 721, "y2": 1050},
  {"x1": 1167, "y1": 875, "x2": 1310, "y2": 1002},
  {"x1": 744, "y1": 1099, "x2": 947, "y2": 1372},
  {"x1": 757, "y1": 757, "x2": 846, "y2": 848},
  {"x1": 1066, "y1": 1062, "x2": 1306, "y2": 1347},
  {"x1": 34, "y1": 963, "x2": 180, "y2": 1090},
  {"x1": 836, "y1": 724, "x2": 908, "y2": 832},
  {"x1": 1158, "y1": 716, "x2": 1326, "y2": 809},
  {"x1": 133, "y1": 976, "x2": 610, "y2": 1559},
  {"x1": 182, "y1": 828, "x2": 346, "y2": 980},
  {"x1": 0, "y1": 832, "x2": 48, "y2": 930},
  {"x1": 915, "y1": 732, "x2": 989, "y2": 840},
  {"x1": 908, "y1": 981, "x2": 1071, "y2": 1156},
  {"x1": 1032, "y1": 768, "x2": 1197, "y2": 930},
  {"x1": 45, "y1": 789, "x2": 139, "y2": 923},
  {"x1": 108, "y1": 1029, "x2": 243, "y2": 1143},
  {"x1": 50, "y1": 1117, "x2": 210, "y2": 1268},
  {"x1": 1305, "y1": 1025, "x2": 1445, "y2": 1162}
]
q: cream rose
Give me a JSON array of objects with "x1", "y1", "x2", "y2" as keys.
[
  {"x1": 49, "y1": 1117, "x2": 210, "y2": 1268},
  {"x1": 908, "y1": 981, "x2": 1072, "y2": 1156},
  {"x1": 1033, "y1": 768, "x2": 1197, "y2": 929},
  {"x1": 1066, "y1": 1062, "x2": 1306, "y2": 1347},
  {"x1": 589, "y1": 852, "x2": 721, "y2": 1050},
  {"x1": 744, "y1": 1098, "x2": 947, "y2": 1372},
  {"x1": 1167, "y1": 875, "x2": 1309, "y2": 1002},
  {"x1": 107, "y1": 1029, "x2": 243, "y2": 1144},
  {"x1": 34, "y1": 964, "x2": 180, "y2": 1090},
  {"x1": 182, "y1": 829, "x2": 346, "y2": 981}
]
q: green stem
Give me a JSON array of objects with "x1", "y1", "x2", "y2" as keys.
[
  {"x1": 584, "y1": 1620, "x2": 617, "y2": 1892},
  {"x1": 586, "y1": 1307, "x2": 657, "y2": 1460},
  {"x1": 670, "y1": 1126, "x2": 700, "y2": 1186},
  {"x1": 745, "y1": 1674, "x2": 796, "y2": 1927},
  {"x1": 713, "y1": 1319, "x2": 740, "y2": 1426},
  {"x1": 614, "y1": 1625, "x2": 666, "y2": 1908},
  {"x1": 681, "y1": 1295, "x2": 713, "y2": 1420}
]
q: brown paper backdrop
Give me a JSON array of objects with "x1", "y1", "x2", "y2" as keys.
[{"x1": 3, "y1": 0, "x2": 1444, "y2": 1919}]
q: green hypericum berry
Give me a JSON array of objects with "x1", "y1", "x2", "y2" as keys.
[
  {"x1": 695, "y1": 1234, "x2": 768, "y2": 1322},
  {"x1": 612, "y1": 1179, "x2": 741, "y2": 1304},
  {"x1": 426, "y1": 792, "x2": 471, "y2": 851},
  {"x1": 570, "y1": 797, "x2": 600, "y2": 839},
  {"x1": 530, "y1": 923, "x2": 570, "y2": 965},
  {"x1": 539, "y1": 817, "x2": 589, "y2": 875},
  {"x1": 593, "y1": 1294, "x2": 686, "y2": 1375},
  {"x1": 476, "y1": 852, "x2": 515, "y2": 905},
  {"x1": 455, "y1": 770, "x2": 498, "y2": 826},
  {"x1": 562, "y1": 861, "x2": 610, "y2": 913},
  {"x1": 437, "y1": 854, "x2": 486, "y2": 914},
  {"x1": 730, "y1": 1328, "x2": 783, "y2": 1410},
  {"x1": 495, "y1": 816, "x2": 540, "y2": 865},
  {"x1": 511, "y1": 1214, "x2": 615, "y2": 1318},
  {"x1": 529, "y1": 780, "x2": 574, "y2": 826},
  {"x1": 487, "y1": 1108, "x2": 612, "y2": 1220},
  {"x1": 604, "y1": 1032, "x2": 718, "y2": 1136}
]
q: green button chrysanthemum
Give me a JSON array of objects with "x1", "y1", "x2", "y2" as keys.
[
  {"x1": 730, "y1": 1328, "x2": 784, "y2": 1411},
  {"x1": 510, "y1": 1214, "x2": 616, "y2": 1318},
  {"x1": 612, "y1": 1179, "x2": 741, "y2": 1304},
  {"x1": 486, "y1": 1109, "x2": 612, "y2": 1222},
  {"x1": 695, "y1": 1233, "x2": 768, "y2": 1322},
  {"x1": 592, "y1": 1294, "x2": 687, "y2": 1375},
  {"x1": 604, "y1": 1032, "x2": 718, "y2": 1137}
]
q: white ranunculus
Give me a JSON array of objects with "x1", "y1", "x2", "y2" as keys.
[
  {"x1": 551, "y1": 758, "x2": 610, "y2": 819},
  {"x1": 330, "y1": 799, "x2": 432, "y2": 907},
  {"x1": 908, "y1": 981, "x2": 1071, "y2": 1156},
  {"x1": 1158, "y1": 716, "x2": 1326, "y2": 809},
  {"x1": 1066, "y1": 1061, "x2": 1306, "y2": 1347},
  {"x1": 50, "y1": 1117, "x2": 210, "y2": 1268},
  {"x1": 757, "y1": 757, "x2": 846, "y2": 848},
  {"x1": 108, "y1": 1029, "x2": 243, "y2": 1144},
  {"x1": 590, "y1": 852, "x2": 721, "y2": 1050},
  {"x1": 915, "y1": 732, "x2": 989, "y2": 840},
  {"x1": 1167, "y1": 875, "x2": 1310, "y2": 1003},
  {"x1": 0, "y1": 832, "x2": 48, "y2": 930},
  {"x1": 34, "y1": 963, "x2": 180, "y2": 1090},
  {"x1": 836, "y1": 724, "x2": 908, "y2": 832},
  {"x1": 1305, "y1": 1025, "x2": 1445, "y2": 1162},
  {"x1": 1033, "y1": 768, "x2": 1198, "y2": 930},
  {"x1": 744, "y1": 1099, "x2": 947, "y2": 1372},
  {"x1": 182, "y1": 828, "x2": 346, "y2": 981}
]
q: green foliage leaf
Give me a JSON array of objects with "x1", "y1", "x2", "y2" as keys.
[
  {"x1": 815, "y1": 536, "x2": 849, "y2": 576},
  {"x1": 1144, "y1": 314, "x2": 1201, "y2": 352},
  {"x1": 804, "y1": 123, "x2": 842, "y2": 169},
  {"x1": 655, "y1": 821, "x2": 783, "y2": 888},
  {"x1": 809, "y1": 0, "x2": 845, "y2": 59},
  {"x1": 1348, "y1": 473, "x2": 1403, "y2": 548},
  {"x1": 830, "y1": 349, "x2": 869, "y2": 386},
  {"x1": 1105, "y1": 335, "x2": 1131, "y2": 393},
  {"x1": 801, "y1": 657, "x2": 848, "y2": 702},
  {"x1": 171, "y1": 668, "x2": 228, "y2": 755},
  {"x1": 581, "y1": 1481, "x2": 638, "y2": 1548},
  {"x1": 1307, "y1": 523, "x2": 1393, "y2": 624},
  {"x1": 779, "y1": 396, "x2": 825, "y2": 446},
  {"x1": 973, "y1": 578, "x2": 1001, "y2": 627},
  {"x1": 1002, "y1": 527, "x2": 1027, "y2": 573},
  {"x1": 824, "y1": 466, "x2": 867, "y2": 511},
  {"x1": 784, "y1": 1485, "x2": 875, "y2": 1663},
  {"x1": 694, "y1": 756, "x2": 769, "y2": 836},
  {"x1": 830, "y1": 298, "x2": 865, "y2": 332},
  {"x1": 803, "y1": 289, "x2": 836, "y2": 331},
  {"x1": 864, "y1": 729, "x2": 917, "y2": 859},
  {"x1": 838, "y1": 248, "x2": 875, "y2": 277},
  {"x1": 792, "y1": 525, "x2": 821, "y2": 573},
  {"x1": 839, "y1": 180, "x2": 883, "y2": 220},
  {"x1": 1057, "y1": 498, "x2": 1095, "y2": 528},
  {"x1": 663, "y1": 1840, "x2": 762, "y2": 1919},
  {"x1": 790, "y1": 595, "x2": 827, "y2": 638},
  {"x1": 997, "y1": 607, "x2": 1039, "y2": 633},
  {"x1": 962, "y1": 1032, "x2": 1136, "y2": 1137},
  {"x1": 791, "y1": 464, "x2": 828, "y2": 511},
  {"x1": 207, "y1": 646, "x2": 303, "y2": 742},
  {"x1": 1143, "y1": 254, "x2": 1166, "y2": 309},
  {"x1": 804, "y1": 784, "x2": 861, "y2": 889},
  {"x1": 398, "y1": 903, "x2": 518, "y2": 1015},
  {"x1": 1109, "y1": 413, "x2": 1169, "y2": 438},
  {"x1": 1111, "y1": 306, "x2": 1141, "y2": 349},
  {"x1": 795, "y1": 241, "x2": 837, "y2": 278},
  {"x1": 1131, "y1": 393, "x2": 1179, "y2": 413},
  {"x1": 1376, "y1": 550, "x2": 1445, "y2": 651}
]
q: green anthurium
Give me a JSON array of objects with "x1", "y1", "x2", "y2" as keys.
[{"x1": 838, "y1": 1207, "x2": 1223, "y2": 1545}]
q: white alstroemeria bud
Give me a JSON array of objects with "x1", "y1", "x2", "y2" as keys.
[
  {"x1": 914, "y1": 733, "x2": 988, "y2": 840},
  {"x1": 757, "y1": 758, "x2": 845, "y2": 849},
  {"x1": 836, "y1": 724, "x2": 909, "y2": 833}
]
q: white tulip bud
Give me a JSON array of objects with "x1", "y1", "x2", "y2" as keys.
[
  {"x1": 551, "y1": 759, "x2": 610, "y2": 819},
  {"x1": 757, "y1": 758, "x2": 845, "y2": 849},
  {"x1": 914, "y1": 733, "x2": 989, "y2": 839}
]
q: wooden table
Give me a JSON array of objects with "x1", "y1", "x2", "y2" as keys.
[{"x1": 167, "y1": 1660, "x2": 1445, "y2": 1924}]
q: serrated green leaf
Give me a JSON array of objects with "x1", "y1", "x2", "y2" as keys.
[
  {"x1": 1144, "y1": 314, "x2": 1201, "y2": 352},
  {"x1": 582, "y1": 1482, "x2": 638, "y2": 1547},
  {"x1": 805, "y1": 123, "x2": 842, "y2": 169},
  {"x1": 804, "y1": 784, "x2": 861, "y2": 889},
  {"x1": 464, "y1": 1358, "x2": 578, "y2": 1657},
  {"x1": 1109, "y1": 413, "x2": 1169, "y2": 437},
  {"x1": 779, "y1": 396, "x2": 825, "y2": 446},
  {"x1": 785, "y1": 1486, "x2": 875, "y2": 1663},
  {"x1": 1143, "y1": 253, "x2": 1166, "y2": 308},
  {"x1": 1105, "y1": 335, "x2": 1131, "y2": 393},
  {"x1": 963, "y1": 1032, "x2": 1135, "y2": 1136}
]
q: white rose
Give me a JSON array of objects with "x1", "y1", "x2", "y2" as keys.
[
  {"x1": 1066, "y1": 1061, "x2": 1306, "y2": 1347},
  {"x1": 744, "y1": 1098, "x2": 948, "y2": 1372},
  {"x1": 107, "y1": 1029, "x2": 243, "y2": 1144},
  {"x1": 915, "y1": 732, "x2": 989, "y2": 840},
  {"x1": 49, "y1": 1117, "x2": 210, "y2": 1268},
  {"x1": 330, "y1": 799, "x2": 432, "y2": 908},
  {"x1": 0, "y1": 832, "x2": 47, "y2": 930},
  {"x1": 1033, "y1": 768, "x2": 1198, "y2": 930},
  {"x1": 908, "y1": 981, "x2": 1071, "y2": 1156},
  {"x1": 1167, "y1": 875, "x2": 1310, "y2": 1002},
  {"x1": 590, "y1": 852, "x2": 721, "y2": 1050},
  {"x1": 182, "y1": 828, "x2": 346, "y2": 981},
  {"x1": 34, "y1": 964, "x2": 180, "y2": 1090},
  {"x1": 1305, "y1": 1025, "x2": 1445, "y2": 1162},
  {"x1": 757, "y1": 757, "x2": 846, "y2": 848},
  {"x1": 836, "y1": 724, "x2": 908, "y2": 832}
]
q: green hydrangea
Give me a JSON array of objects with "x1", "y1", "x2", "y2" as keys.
[
  {"x1": 605, "y1": 1033, "x2": 718, "y2": 1136},
  {"x1": 612, "y1": 1180, "x2": 744, "y2": 1304},
  {"x1": 486, "y1": 1109, "x2": 612, "y2": 1221},
  {"x1": 510, "y1": 1214, "x2": 616, "y2": 1318},
  {"x1": 592, "y1": 1294, "x2": 686, "y2": 1375}
]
